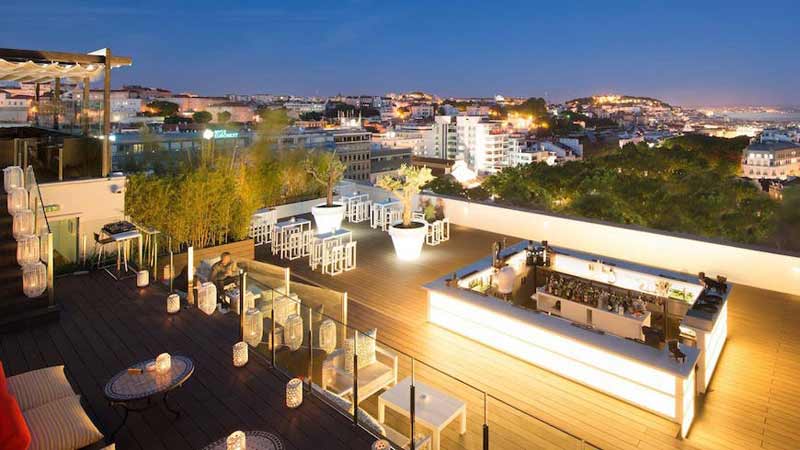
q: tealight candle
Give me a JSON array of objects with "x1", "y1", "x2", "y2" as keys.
[
  {"x1": 155, "y1": 353, "x2": 171, "y2": 374},
  {"x1": 226, "y1": 430, "x2": 246, "y2": 450}
]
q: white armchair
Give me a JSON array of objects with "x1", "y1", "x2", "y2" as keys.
[{"x1": 322, "y1": 345, "x2": 398, "y2": 403}]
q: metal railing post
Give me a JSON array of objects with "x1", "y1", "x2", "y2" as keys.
[
  {"x1": 239, "y1": 270, "x2": 246, "y2": 342},
  {"x1": 168, "y1": 248, "x2": 174, "y2": 293},
  {"x1": 47, "y1": 232, "x2": 54, "y2": 305},
  {"x1": 353, "y1": 336, "x2": 359, "y2": 427},
  {"x1": 410, "y1": 358, "x2": 416, "y2": 450},
  {"x1": 57, "y1": 146, "x2": 63, "y2": 181},
  {"x1": 271, "y1": 299, "x2": 276, "y2": 366},
  {"x1": 307, "y1": 307, "x2": 313, "y2": 390},
  {"x1": 483, "y1": 392, "x2": 489, "y2": 450}
]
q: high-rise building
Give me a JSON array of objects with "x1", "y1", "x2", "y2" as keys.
[
  {"x1": 456, "y1": 116, "x2": 510, "y2": 174},
  {"x1": 432, "y1": 115, "x2": 458, "y2": 160}
]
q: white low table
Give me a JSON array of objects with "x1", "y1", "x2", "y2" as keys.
[
  {"x1": 309, "y1": 229, "x2": 352, "y2": 270},
  {"x1": 378, "y1": 377, "x2": 466, "y2": 450}
]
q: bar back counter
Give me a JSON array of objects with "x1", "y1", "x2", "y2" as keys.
[{"x1": 425, "y1": 241, "x2": 729, "y2": 438}]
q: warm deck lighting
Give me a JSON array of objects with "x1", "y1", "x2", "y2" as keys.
[
  {"x1": 155, "y1": 353, "x2": 171, "y2": 374},
  {"x1": 8, "y1": 187, "x2": 28, "y2": 215},
  {"x1": 244, "y1": 308, "x2": 263, "y2": 347},
  {"x1": 318, "y1": 319, "x2": 336, "y2": 353},
  {"x1": 233, "y1": 341, "x2": 248, "y2": 367},
  {"x1": 136, "y1": 270, "x2": 149, "y2": 288},
  {"x1": 3, "y1": 166, "x2": 24, "y2": 192},
  {"x1": 286, "y1": 378, "x2": 303, "y2": 408},
  {"x1": 387, "y1": 224, "x2": 426, "y2": 261},
  {"x1": 16, "y1": 234, "x2": 39, "y2": 266},
  {"x1": 22, "y1": 261, "x2": 46, "y2": 298},
  {"x1": 226, "y1": 430, "x2": 246, "y2": 450},
  {"x1": 197, "y1": 282, "x2": 217, "y2": 315},
  {"x1": 167, "y1": 293, "x2": 180, "y2": 314},
  {"x1": 12, "y1": 209, "x2": 34, "y2": 240},
  {"x1": 371, "y1": 439, "x2": 390, "y2": 450},
  {"x1": 285, "y1": 313, "x2": 303, "y2": 351}
]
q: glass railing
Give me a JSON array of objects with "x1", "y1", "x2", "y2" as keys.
[
  {"x1": 204, "y1": 261, "x2": 604, "y2": 450},
  {"x1": 24, "y1": 166, "x2": 55, "y2": 303},
  {"x1": 1, "y1": 133, "x2": 104, "y2": 183}
]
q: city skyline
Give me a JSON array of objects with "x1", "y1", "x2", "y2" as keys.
[{"x1": 2, "y1": 0, "x2": 799, "y2": 106}]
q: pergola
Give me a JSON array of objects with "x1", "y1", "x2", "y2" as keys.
[{"x1": 0, "y1": 48, "x2": 132, "y2": 176}]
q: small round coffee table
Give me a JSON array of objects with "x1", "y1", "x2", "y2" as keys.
[
  {"x1": 201, "y1": 431, "x2": 284, "y2": 450},
  {"x1": 104, "y1": 355, "x2": 194, "y2": 438}
]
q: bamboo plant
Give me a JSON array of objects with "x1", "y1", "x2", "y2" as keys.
[
  {"x1": 303, "y1": 151, "x2": 346, "y2": 207},
  {"x1": 376, "y1": 164, "x2": 435, "y2": 227}
]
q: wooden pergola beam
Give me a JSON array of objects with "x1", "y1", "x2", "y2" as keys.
[{"x1": 0, "y1": 48, "x2": 132, "y2": 67}]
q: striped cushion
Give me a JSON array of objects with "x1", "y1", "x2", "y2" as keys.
[
  {"x1": 23, "y1": 395, "x2": 103, "y2": 450},
  {"x1": 7, "y1": 366, "x2": 75, "y2": 411}
]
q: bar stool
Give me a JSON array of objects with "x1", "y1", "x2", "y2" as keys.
[
  {"x1": 93, "y1": 232, "x2": 114, "y2": 268},
  {"x1": 343, "y1": 241, "x2": 357, "y2": 272}
]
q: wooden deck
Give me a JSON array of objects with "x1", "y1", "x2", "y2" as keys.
[
  {"x1": 0, "y1": 271, "x2": 374, "y2": 450},
  {"x1": 258, "y1": 219, "x2": 800, "y2": 450}
]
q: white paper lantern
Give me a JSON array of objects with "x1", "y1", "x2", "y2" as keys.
[
  {"x1": 22, "y1": 261, "x2": 46, "y2": 298},
  {"x1": 318, "y1": 319, "x2": 337, "y2": 354},
  {"x1": 285, "y1": 313, "x2": 303, "y2": 352},
  {"x1": 227, "y1": 431, "x2": 246, "y2": 450},
  {"x1": 16, "y1": 234, "x2": 39, "y2": 266},
  {"x1": 12, "y1": 209, "x2": 34, "y2": 240},
  {"x1": 286, "y1": 377, "x2": 303, "y2": 408},
  {"x1": 198, "y1": 282, "x2": 217, "y2": 315},
  {"x1": 137, "y1": 270, "x2": 149, "y2": 288},
  {"x1": 3, "y1": 166, "x2": 24, "y2": 193},
  {"x1": 7, "y1": 187, "x2": 28, "y2": 215},
  {"x1": 167, "y1": 293, "x2": 180, "y2": 314},
  {"x1": 233, "y1": 341, "x2": 248, "y2": 367},
  {"x1": 155, "y1": 353, "x2": 171, "y2": 374},
  {"x1": 244, "y1": 308, "x2": 263, "y2": 347}
]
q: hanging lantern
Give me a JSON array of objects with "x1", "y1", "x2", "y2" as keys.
[
  {"x1": 233, "y1": 341, "x2": 248, "y2": 367},
  {"x1": 16, "y1": 234, "x2": 39, "y2": 266},
  {"x1": 24, "y1": 166, "x2": 35, "y2": 192},
  {"x1": 243, "y1": 308, "x2": 263, "y2": 347},
  {"x1": 137, "y1": 270, "x2": 149, "y2": 288},
  {"x1": 286, "y1": 377, "x2": 303, "y2": 408},
  {"x1": 167, "y1": 294, "x2": 180, "y2": 314},
  {"x1": 3, "y1": 166, "x2": 24, "y2": 193},
  {"x1": 197, "y1": 282, "x2": 217, "y2": 315},
  {"x1": 22, "y1": 262, "x2": 46, "y2": 298},
  {"x1": 372, "y1": 440, "x2": 390, "y2": 450},
  {"x1": 12, "y1": 209, "x2": 34, "y2": 240},
  {"x1": 155, "y1": 353, "x2": 171, "y2": 374},
  {"x1": 226, "y1": 431, "x2": 246, "y2": 450},
  {"x1": 7, "y1": 186, "x2": 28, "y2": 215},
  {"x1": 318, "y1": 319, "x2": 337, "y2": 354},
  {"x1": 285, "y1": 313, "x2": 303, "y2": 352}
]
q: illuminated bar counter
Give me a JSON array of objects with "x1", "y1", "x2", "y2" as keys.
[{"x1": 425, "y1": 241, "x2": 730, "y2": 437}]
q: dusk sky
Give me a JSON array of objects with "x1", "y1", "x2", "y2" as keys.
[{"x1": 2, "y1": 0, "x2": 798, "y2": 106}]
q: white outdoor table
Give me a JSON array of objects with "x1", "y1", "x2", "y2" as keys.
[
  {"x1": 250, "y1": 209, "x2": 277, "y2": 246},
  {"x1": 103, "y1": 229, "x2": 143, "y2": 279},
  {"x1": 309, "y1": 228, "x2": 352, "y2": 270},
  {"x1": 273, "y1": 218, "x2": 312, "y2": 259},
  {"x1": 378, "y1": 377, "x2": 467, "y2": 450},
  {"x1": 340, "y1": 191, "x2": 370, "y2": 223},
  {"x1": 370, "y1": 198, "x2": 401, "y2": 231}
]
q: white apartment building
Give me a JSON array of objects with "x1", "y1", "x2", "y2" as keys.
[
  {"x1": 508, "y1": 137, "x2": 583, "y2": 167},
  {"x1": 373, "y1": 129, "x2": 428, "y2": 155},
  {"x1": 432, "y1": 115, "x2": 458, "y2": 159},
  {"x1": 741, "y1": 134, "x2": 800, "y2": 179},
  {"x1": 0, "y1": 90, "x2": 30, "y2": 123},
  {"x1": 456, "y1": 116, "x2": 510, "y2": 174},
  {"x1": 410, "y1": 104, "x2": 434, "y2": 119}
]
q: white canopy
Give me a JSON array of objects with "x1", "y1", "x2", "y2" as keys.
[{"x1": 0, "y1": 59, "x2": 105, "y2": 83}]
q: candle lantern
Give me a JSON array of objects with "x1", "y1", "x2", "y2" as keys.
[
  {"x1": 136, "y1": 270, "x2": 149, "y2": 288},
  {"x1": 285, "y1": 313, "x2": 303, "y2": 352},
  {"x1": 12, "y1": 209, "x2": 34, "y2": 240},
  {"x1": 3, "y1": 166, "x2": 24, "y2": 192},
  {"x1": 243, "y1": 308, "x2": 263, "y2": 347},
  {"x1": 286, "y1": 377, "x2": 303, "y2": 408},
  {"x1": 318, "y1": 319, "x2": 337, "y2": 354},
  {"x1": 197, "y1": 282, "x2": 217, "y2": 315},
  {"x1": 167, "y1": 293, "x2": 180, "y2": 314},
  {"x1": 7, "y1": 187, "x2": 28, "y2": 215},
  {"x1": 372, "y1": 440, "x2": 390, "y2": 450},
  {"x1": 22, "y1": 261, "x2": 46, "y2": 298},
  {"x1": 226, "y1": 430, "x2": 246, "y2": 450},
  {"x1": 17, "y1": 234, "x2": 39, "y2": 266},
  {"x1": 155, "y1": 353, "x2": 171, "y2": 374},
  {"x1": 233, "y1": 341, "x2": 248, "y2": 367}
]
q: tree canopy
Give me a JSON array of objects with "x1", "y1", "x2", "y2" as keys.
[
  {"x1": 193, "y1": 111, "x2": 212, "y2": 124},
  {"x1": 146, "y1": 100, "x2": 179, "y2": 117}
]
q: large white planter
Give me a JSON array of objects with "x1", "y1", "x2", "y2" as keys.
[
  {"x1": 388, "y1": 221, "x2": 427, "y2": 261},
  {"x1": 311, "y1": 203, "x2": 345, "y2": 234}
]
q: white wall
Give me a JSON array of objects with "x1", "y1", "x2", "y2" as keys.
[
  {"x1": 428, "y1": 195, "x2": 800, "y2": 296},
  {"x1": 270, "y1": 197, "x2": 326, "y2": 220}
]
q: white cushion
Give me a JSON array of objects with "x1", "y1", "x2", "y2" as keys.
[
  {"x1": 23, "y1": 395, "x2": 104, "y2": 450},
  {"x1": 356, "y1": 328, "x2": 377, "y2": 367},
  {"x1": 7, "y1": 366, "x2": 75, "y2": 411}
]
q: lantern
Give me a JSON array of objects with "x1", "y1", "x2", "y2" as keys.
[
  {"x1": 197, "y1": 282, "x2": 217, "y2": 315},
  {"x1": 137, "y1": 270, "x2": 149, "y2": 288},
  {"x1": 167, "y1": 293, "x2": 180, "y2": 314},
  {"x1": 12, "y1": 209, "x2": 34, "y2": 240},
  {"x1": 226, "y1": 431, "x2": 246, "y2": 450},
  {"x1": 22, "y1": 262, "x2": 46, "y2": 298},
  {"x1": 343, "y1": 338, "x2": 355, "y2": 375},
  {"x1": 155, "y1": 353, "x2": 171, "y2": 374},
  {"x1": 233, "y1": 341, "x2": 248, "y2": 367},
  {"x1": 318, "y1": 319, "x2": 336, "y2": 354},
  {"x1": 286, "y1": 377, "x2": 303, "y2": 408},
  {"x1": 229, "y1": 289, "x2": 255, "y2": 315},
  {"x1": 285, "y1": 313, "x2": 303, "y2": 352},
  {"x1": 7, "y1": 187, "x2": 28, "y2": 215},
  {"x1": 16, "y1": 234, "x2": 39, "y2": 266},
  {"x1": 372, "y1": 440, "x2": 390, "y2": 450},
  {"x1": 243, "y1": 308, "x2": 263, "y2": 347},
  {"x1": 3, "y1": 166, "x2": 24, "y2": 193},
  {"x1": 274, "y1": 295, "x2": 292, "y2": 326}
]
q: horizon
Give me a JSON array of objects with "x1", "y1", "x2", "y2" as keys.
[{"x1": 1, "y1": 0, "x2": 798, "y2": 107}]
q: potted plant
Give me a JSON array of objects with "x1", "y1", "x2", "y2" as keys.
[
  {"x1": 376, "y1": 164, "x2": 435, "y2": 261},
  {"x1": 304, "y1": 151, "x2": 347, "y2": 233}
]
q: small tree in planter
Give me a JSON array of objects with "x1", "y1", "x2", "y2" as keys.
[
  {"x1": 377, "y1": 164, "x2": 435, "y2": 260},
  {"x1": 304, "y1": 151, "x2": 347, "y2": 233}
]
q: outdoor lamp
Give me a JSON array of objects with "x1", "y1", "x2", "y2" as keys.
[
  {"x1": 243, "y1": 308, "x2": 263, "y2": 347},
  {"x1": 155, "y1": 353, "x2": 171, "y2": 374},
  {"x1": 233, "y1": 341, "x2": 248, "y2": 367},
  {"x1": 12, "y1": 209, "x2": 34, "y2": 240},
  {"x1": 167, "y1": 293, "x2": 180, "y2": 314},
  {"x1": 286, "y1": 378, "x2": 303, "y2": 408},
  {"x1": 22, "y1": 261, "x2": 46, "y2": 298},
  {"x1": 7, "y1": 186, "x2": 28, "y2": 215},
  {"x1": 318, "y1": 319, "x2": 336, "y2": 354},
  {"x1": 285, "y1": 313, "x2": 303, "y2": 352},
  {"x1": 203, "y1": 128, "x2": 214, "y2": 140},
  {"x1": 198, "y1": 282, "x2": 217, "y2": 315},
  {"x1": 371, "y1": 440, "x2": 390, "y2": 450},
  {"x1": 3, "y1": 166, "x2": 24, "y2": 192},
  {"x1": 137, "y1": 270, "x2": 149, "y2": 288},
  {"x1": 226, "y1": 430, "x2": 246, "y2": 450},
  {"x1": 16, "y1": 234, "x2": 39, "y2": 266}
]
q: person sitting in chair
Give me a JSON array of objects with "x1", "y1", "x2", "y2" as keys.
[{"x1": 210, "y1": 252, "x2": 238, "y2": 313}]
